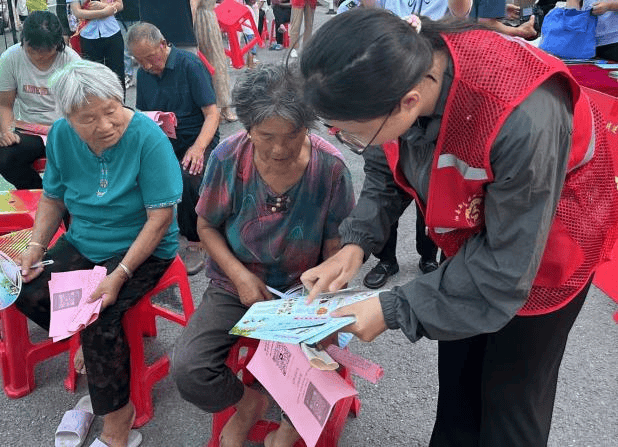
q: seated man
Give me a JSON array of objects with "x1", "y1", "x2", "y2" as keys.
[
  {"x1": 127, "y1": 21, "x2": 220, "y2": 275},
  {"x1": 0, "y1": 11, "x2": 80, "y2": 190}
]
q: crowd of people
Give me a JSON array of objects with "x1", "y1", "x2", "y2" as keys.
[{"x1": 1, "y1": 1, "x2": 618, "y2": 447}]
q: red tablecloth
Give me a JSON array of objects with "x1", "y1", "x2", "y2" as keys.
[{"x1": 568, "y1": 64, "x2": 618, "y2": 98}]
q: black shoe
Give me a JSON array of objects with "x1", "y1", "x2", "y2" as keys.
[
  {"x1": 363, "y1": 259, "x2": 399, "y2": 289},
  {"x1": 326, "y1": 9, "x2": 336, "y2": 14},
  {"x1": 418, "y1": 258, "x2": 439, "y2": 274}
]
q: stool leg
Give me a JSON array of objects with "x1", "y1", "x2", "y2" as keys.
[{"x1": 1, "y1": 307, "x2": 35, "y2": 398}]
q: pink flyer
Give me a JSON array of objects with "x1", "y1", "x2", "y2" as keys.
[{"x1": 247, "y1": 340, "x2": 357, "y2": 447}]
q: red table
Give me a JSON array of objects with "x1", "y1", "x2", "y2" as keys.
[{"x1": 568, "y1": 64, "x2": 618, "y2": 98}]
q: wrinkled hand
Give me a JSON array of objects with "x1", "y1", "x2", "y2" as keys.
[
  {"x1": 87, "y1": 271, "x2": 125, "y2": 310},
  {"x1": 181, "y1": 145, "x2": 205, "y2": 176},
  {"x1": 506, "y1": 3, "x2": 520, "y2": 20},
  {"x1": 518, "y1": 16, "x2": 538, "y2": 40},
  {"x1": 16, "y1": 247, "x2": 45, "y2": 283},
  {"x1": 330, "y1": 296, "x2": 387, "y2": 342},
  {"x1": 0, "y1": 130, "x2": 20, "y2": 147},
  {"x1": 592, "y1": 2, "x2": 611, "y2": 15},
  {"x1": 301, "y1": 244, "x2": 364, "y2": 304},
  {"x1": 236, "y1": 271, "x2": 272, "y2": 307}
]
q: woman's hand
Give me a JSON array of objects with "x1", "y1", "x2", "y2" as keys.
[
  {"x1": 17, "y1": 246, "x2": 45, "y2": 283},
  {"x1": 181, "y1": 144, "x2": 205, "y2": 176},
  {"x1": 330, "y1": 296, "x2": 387, "y2": 342},
  {"x1": 592, "y1": 2, "x2": 613, "y2": 15},
  {"x1": 235, "y1": 270, "x2": 273, "y2": 307},
  {"x1": 87, "y1": 1, "x2": 107, "y2": 10},
  {"x1": 506, "y1": 3, "x2": 520, "y2": 20},
  {"x1": 0, "y1": 130, "x2": 20, "y2": 147},
  {"x1": 88, "y1": 270, "x2": 126, "y2": 310},
  {"x1": 301, "y1": 244, "x2": 364, "y2": 303}
]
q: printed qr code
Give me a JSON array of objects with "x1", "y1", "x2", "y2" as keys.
[
  {"x1": 272, "y1": 342, "x2": 291, "y2": 376},
  {"x1": 52, "y1": 289, "x2": 82, "y2": 311},
  {"x1": 304, "y1": 382, "x2": 329, "y2": 425}
]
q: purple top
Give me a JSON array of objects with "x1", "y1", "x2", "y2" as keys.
[{"x1": 196, "y1": 131, "x2": 355, "y2": 295}]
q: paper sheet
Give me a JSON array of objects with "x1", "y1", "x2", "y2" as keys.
[
  {"x1": 247, "y1": 340, "x2": 357, "y2": 447},
  {"x1": 230, "y1": 288, "x2": 383, "y2": 345},
  {"x1": 48, "y1": 266, "x2": 107, "y2": 341}
]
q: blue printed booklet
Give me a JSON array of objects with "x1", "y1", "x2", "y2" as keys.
[{"x1": 229, "y1": 286, "x2": 383, "y2": 346}]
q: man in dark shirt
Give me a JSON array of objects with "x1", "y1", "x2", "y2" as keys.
[{"x1": 128, "y1": 21, "x2": 220, "y2": 274}]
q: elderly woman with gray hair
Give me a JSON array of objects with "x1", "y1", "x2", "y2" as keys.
[
  {"x1": 15, "y1": 59, "x2": 182, "y2": 447},
  {"x1": 171, "y1": 64, "x2": 355, "y2": 447}
]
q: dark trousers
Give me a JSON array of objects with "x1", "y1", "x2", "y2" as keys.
[
  {"x1": 170, "y1": 134, "x2": 217, "y2": 242},
  {"x1": 376, "y1": 202, "x2": 438, "y2": 263},
  {"x1": 597, "y1": 42, "x2": 618, "y2": 63},
  {"x1": 272, "y1": 5, "x2": 291, "y2": 45},
  {"x1": 172, "y1": 285, "x2": 246, "y2": 413},
  {"x1": 15, "y1": 237, "x2": 172, "y2": 415},
  {"x1": 80, "y1": 31, "x2": 126, "y2": 97},
  {"x1": 429, "y1": 281, "x2": 590, "y2": 447},
  {"x1": 0, "y1": 132, "x2": 44, "y2": 189}
]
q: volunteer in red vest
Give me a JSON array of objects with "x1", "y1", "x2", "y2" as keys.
[{"x1": 299, "y1": 9, "x2": 618, "y2": 446}]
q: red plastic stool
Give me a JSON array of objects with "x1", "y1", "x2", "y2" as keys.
[
  {"x1": 0, "y1": 228, "x2": 68, "y2": 398},
  {"x1": 197, "y1": 49, "x2": 216, "y2": 76},
  {"x1": 259, "y1": 15, "x2": 269, "y2": 47},
  {"x1": 65, "y1": 255, "x2": 195, "y2": 427},
  {"x1": 207, "y1": 337, "x2": 361, "y2": 447},
  {"x1": 32, "y1": 157, "x2": 47, "y2": 174},
  {"x1": 270, "y1": 21, "x2": 290, "y2": 48},
  {"x1": 215, "y1": 0, "x2": 264, "y2": 68}
]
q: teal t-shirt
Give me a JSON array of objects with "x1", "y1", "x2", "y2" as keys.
[{"x1": 43, "y1": 111, "x2": 183, "y2": 262}]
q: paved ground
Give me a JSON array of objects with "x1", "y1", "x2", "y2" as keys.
[{"x1": 2, "y1": 5, "x2": 618, "y2": 446}]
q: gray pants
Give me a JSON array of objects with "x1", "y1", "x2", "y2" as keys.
[{"x1": 171, "y1": 285, "x2": 248, "y2": 413}]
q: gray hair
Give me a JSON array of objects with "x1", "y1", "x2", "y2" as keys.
[
  {"x1": 232, "y1": 63, "x2": 316, "y2": 131},
  {"x1": 49, "y1": 60, "x2": 123, "y2": 117},
  {"x1": 126, "y1": 22, "x2": 165, "y2": 51}
]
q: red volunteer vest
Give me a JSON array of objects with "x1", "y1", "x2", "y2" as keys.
[{"x1": 383, "y1": 30, "x2": 618, "y2": 315}]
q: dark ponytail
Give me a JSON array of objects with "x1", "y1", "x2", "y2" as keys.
[{"x1": 300, "y1": 9, "x2": 483, "y2": 121}]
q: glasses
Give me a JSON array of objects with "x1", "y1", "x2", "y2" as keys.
[{"x1": 320, "y1": 109, "x2": 393, "y2": 155}]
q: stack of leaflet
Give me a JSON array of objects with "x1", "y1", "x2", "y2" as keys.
[
  {"x1": 229, "y1": 286, "x2": 382, "y2": 346},
  {"x1": 48, "y1": 266, "x2": 107, "y2": 342}
]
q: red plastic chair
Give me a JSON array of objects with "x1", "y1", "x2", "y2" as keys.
[
  {"x1": 0, "y1": 189, "x2": 42, "y2": 235},
  {"x1": 0, "y1": 228, "x2": 67, "y2": 398},
  {"x1": 32, "y1": 157, "x2": 47, "y2": 174},
  {"x1": 270, "y1": 21, "x2": 290, "y2": 48},
  {"x1": 65, "y1": 255, "x2": 195, "y2": 427},
  {"x1": 207, "y1": 337, "x2": 361, "y2": 447},
  {"x1": 214, "y1": 0, "x2": 264, "y2": 69}
]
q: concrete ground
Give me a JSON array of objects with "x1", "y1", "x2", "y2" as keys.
[{"x1": 1, "y1": 5, "x2": 618, "y2": 446}]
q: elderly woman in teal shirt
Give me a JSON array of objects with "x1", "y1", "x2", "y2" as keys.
[{"x1": 16, "y1": 60, "x2": 182, "y2": 447}]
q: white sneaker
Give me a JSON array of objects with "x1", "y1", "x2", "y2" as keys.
[{"x1": 290, "y1": 49, "x2": 298, "y2": 58}]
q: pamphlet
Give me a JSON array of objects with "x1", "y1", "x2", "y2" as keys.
[{"x1": 229, "y1": 287, "x2": 383, "y2": 346}]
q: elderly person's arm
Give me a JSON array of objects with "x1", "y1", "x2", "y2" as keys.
[
  {"x1": 18, "y1": 195, "x2": 66, "y2": 282},
  {"x1": 182, "y1": 104, "x2": 220, "y2": 175},
  {"x1": 89, "y1": 206, "x2": 174, "y2": 309},
  {"x1": 197, "y1": 216, "x2": 273, "y2": 306},
  {"x1": 449, "y1": 0, "x2": 473, "y2": 17},
  {"x1": 0, "y1": 90, "x2": 20, "y2": 147}
]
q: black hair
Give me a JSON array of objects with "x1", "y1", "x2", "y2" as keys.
[
  {"x1": 232, "y1": 63, "x2": 316, "y2": 131},
  {"x1": 300, "y1": 9, "x2": 482, "y2": 121},
  {"x1": 21, "y1": 11, "x2": 66, "y2": 52}
]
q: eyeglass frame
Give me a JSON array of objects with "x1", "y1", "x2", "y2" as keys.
[{"x1": 320, "y1": 109, "x2": 393, "y2": 155}]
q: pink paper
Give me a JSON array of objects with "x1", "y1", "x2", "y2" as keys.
[
  {"x1": 48, "y1": 266, "x2": 107, "y2": 342},
  {"x1": 247, "y1": 340, "x2": 357, "y2": 447},
  {"x1": 325, "y1": 345, "x2": 384, "y2": 384},
  {"x1": 144, "y1": 111, "x2": 178, "y2": 139}
]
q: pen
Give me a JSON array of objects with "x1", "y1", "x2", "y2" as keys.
[{"x1": 31, "y1": 260, "x2": 54, "y2": 269}]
